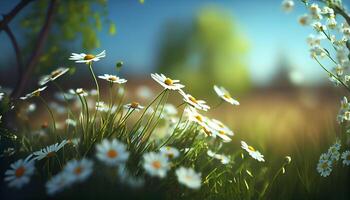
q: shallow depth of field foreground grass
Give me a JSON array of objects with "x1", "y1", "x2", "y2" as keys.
[{"x1": 1, "y1": 0, "x2": 350, "y2": 199}]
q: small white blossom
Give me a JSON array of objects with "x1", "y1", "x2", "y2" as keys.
[
  {"x1": 96, "y1": 139, "x2": 129, "y2": 166},
  {"x1": 143, "y1": 152, "x2": 170, "y2": 178},
  {"x1": 241, "y1": 141, "x2": 265, "y2": 162},
  {"x1": 175, "y1": 167, "x2": 201, "y2": 189},
  {"x1": 213, "y1": 85, "x2": 239, "y2": 106},
  {"x1": 341, "y1": 150, "x2": 350, "y2": 166},
  {"x1": 33, "y1": 140, "x2": 68, "y2": 160},
  {"x1": 69, "y1": 50, "x2": 106, "y2": 63},
  {"x1": 20, "y1": 86, "x2": 47, "y2": 100},
  {"x1": 39, "y1": 67, "x2": 69, "y2": 86},
  {"x1": 98, "y1": 74, "x2": 127, "y2": 84},
  {"x1": 160, "y1": 146, "x2": 180, "y2": 159},
  {"x1": 151, "y1": 73, "x2": 184, "y2": 90},
  {"x1": 124, "y1": 102, "x2": 144, "y2": 111},
  {"x1": 4, "y1": 156, "x2": 35, "y2": 189}
]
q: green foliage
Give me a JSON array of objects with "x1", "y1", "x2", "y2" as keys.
[
  {"x1": 18, "y1": 0, "x2": 114, "y2": 75},
  {"x1": 157, "y1": 6, "x2": 251, "y2": 95}
]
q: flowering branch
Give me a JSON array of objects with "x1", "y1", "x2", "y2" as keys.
[{"x1": 0, "y1": 0, "x2": 34, "y2": 32}]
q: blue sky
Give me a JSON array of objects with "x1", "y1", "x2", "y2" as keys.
[{"x1": 1, "y1": 0, "x2": 349, "y2": 85}]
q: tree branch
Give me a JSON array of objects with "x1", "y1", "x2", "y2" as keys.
[
  {"x1": 334, "y1": 5, "x2": 350, "y2": 27},
  {"x1": 4, "y1": 25, "x2": 24, "y2": 88},
  {"x1": 0, "y1": 0, "x2": 34, "y2": 32},
  {"x1": 11, "y1": 0, "x2": 58, "y2": 98}
]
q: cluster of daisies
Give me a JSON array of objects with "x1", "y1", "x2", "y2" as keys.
[
  {"x1": 283, "y1": 0, "x2": 350, "y2": 177},
  {"x1": 317, "y1": 140, "x2": 350, "y2": 177},
  {"x1": 4, "y1": 138, "x2": 201, "y2": 193},
  {"x1": 283, "y1": 0, "x2": 350, "y2": 83},
  {"x1": 3, "y1": 49, "x2": 266, "y2": 196}
]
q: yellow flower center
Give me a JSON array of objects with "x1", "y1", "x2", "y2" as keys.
[
  {"x1": 223, "y1": 93, "x2": 231, "y2": 99},
  {"x1": 185, "y1": 175, "x2": 193, "y2": 181},
  {"x1": 219, "y1": 130, "x2": 226, "y2": 135},
  {"x1": 195, "y1": 115, "x2": 203, "y2": 122},
  {"x1": 46, "y1": 152, "x2": 55, "y2": 158},
  {"x1": 188, "y1": 96, "x2": 198, "y2": 103},
  {"x1": 107, "y1": 149, "x2": 118, "y2": 158},
  {"x1": 33, "y1": 90, "x2": 41, "y2": 97},
  {"x1": 15, "y1": 166, "x2": 25, "y2": 177},
  {"x1": 248, "y1": 146, "x2": 255, "y2": 152},
  {"x1": 84, "y1": 54, "x2": 95, "y2": 60},
  {"x1": 74, "y1": 166, "x2": 83, "y2": 175},
  {"x1": 152, "y1": 161, "x2": 161, "y2": 169},
  {"x1": 130, "y1": 102, "x2": 139, "y2": 109},
  {"x1": 164, "y1": 78, "x2": 173, "y2": 86},
  {"x1": 347, "y1": 154, "x2": 350, "y2": 161},
  {"x1": 108, "y1": 76, "x2": 118, "y2": 82},
  {"x1": 321, "y1": 162, "x2": 329, "y2": 169},
  {"x1": 168, "y1": 153, "x2": 174, "y2": 159},
  {"x1": 51, "y1": 70, "x2": 61, "y2": 78}
]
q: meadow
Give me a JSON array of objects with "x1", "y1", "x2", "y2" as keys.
[{"x1": 1, "y1": 0, "x2": 350, "y2": 199}]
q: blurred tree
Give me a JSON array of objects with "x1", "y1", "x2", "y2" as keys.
[
  {"x1": 1, "y1": 0, "x2": 115, "y2": 98},
  {"x1": 156, "y1": 6, "x2": 251, "y2": 95}
]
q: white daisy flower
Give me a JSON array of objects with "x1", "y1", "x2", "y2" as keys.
[
  {"x1": 33, "y1": 140, "x2": 69, "y2": 160},
  {"x1": 142, "y1": 152, "x2": 170, "y2": 178},
  {"x1": 208, "y1": 127, "x2": 232, "y2": 143},
  {"x1": 241, "y1": 141, "x2": 265, "y2": 162},
  {"x1": 160, "y1": 146, "x2": 180, "y2": 159},
  {"x1": 124, "y1": 102, "x2": 144, "y2": 111},
  {"x1": 313, "y1": 22, "x2": 326, "y2": 32},
  {"x1": 4, "y1": 156, "x2": 35, "y2": 189},
  {"x1": 179, "y1": 90, "x2": 210, "y2": 111},
  {"x1": 69, "y1": 50, "x2": 106, "y2": 63},
  {"x1": 46, "y1": 172, "x2": 73, "y2": 196},
  {"x1": 327, "y1": 17, "x2": 337, "y2": 29},
  {"x1": 98, "y1": 74, "x2": 127, "y2": 84},
  {"x1": 185, "y1": 107, "x2": 208, "y2": 128},
  {"x1": 151, "y1": 73, "x2": 184, "y2": 90},
  {"x1": 281, "y1": 0, "x2": 294, "y2": 13},
  {"x1": 210, "y1": 119, "x2": 234, "y2": 136},
  {"x1": 96, "y1": 139, "x2": 129, "y2": 166},
  {"x1": 207, "y1": 150, "x2": 230, "y2": 164},
  {"x1": 213, "y1": 85, "x2": 239, "y2": 106},
  {"x1": 20, "y1": 86, "x2": 47, "y2": 100},
  {"x1": 69, "y1": 88, "x2": 88, "y2": 97},
  {"x1": 39, "y1": 67, "x2": 69, "y2": 86},
  {"x1": 175, "y1": 167, "x2": 201, "y2": 189},
  {"x1": 341, "y1": 150, "x2": 350, "y2": 166},
  {"x1": 328, "y1": 140, "x2": 341, "y2": 161},
  {"x1": 196, "y1": 118, "x2": 232, "y2": 142},
  {"x1": 63, "y1": 158, "x2": 93, "y2": 183},
  {"x1": 317, "y1": 159, "x2": 332, "y2": 177}
]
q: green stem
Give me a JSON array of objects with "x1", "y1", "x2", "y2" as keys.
[
  {"x1": 314, "y1": 57, "x2": 350, "y2": 93},
  {"x1": 88, "y1": 61, "x2": 100, "y2": 125},
  {"x1": 38, "y1": 96, "x2": 57, "y2": 136}
]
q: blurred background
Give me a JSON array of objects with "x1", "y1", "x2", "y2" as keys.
[{"x1": 0, "y1": 0, "x2": 349, "y2": 164}]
